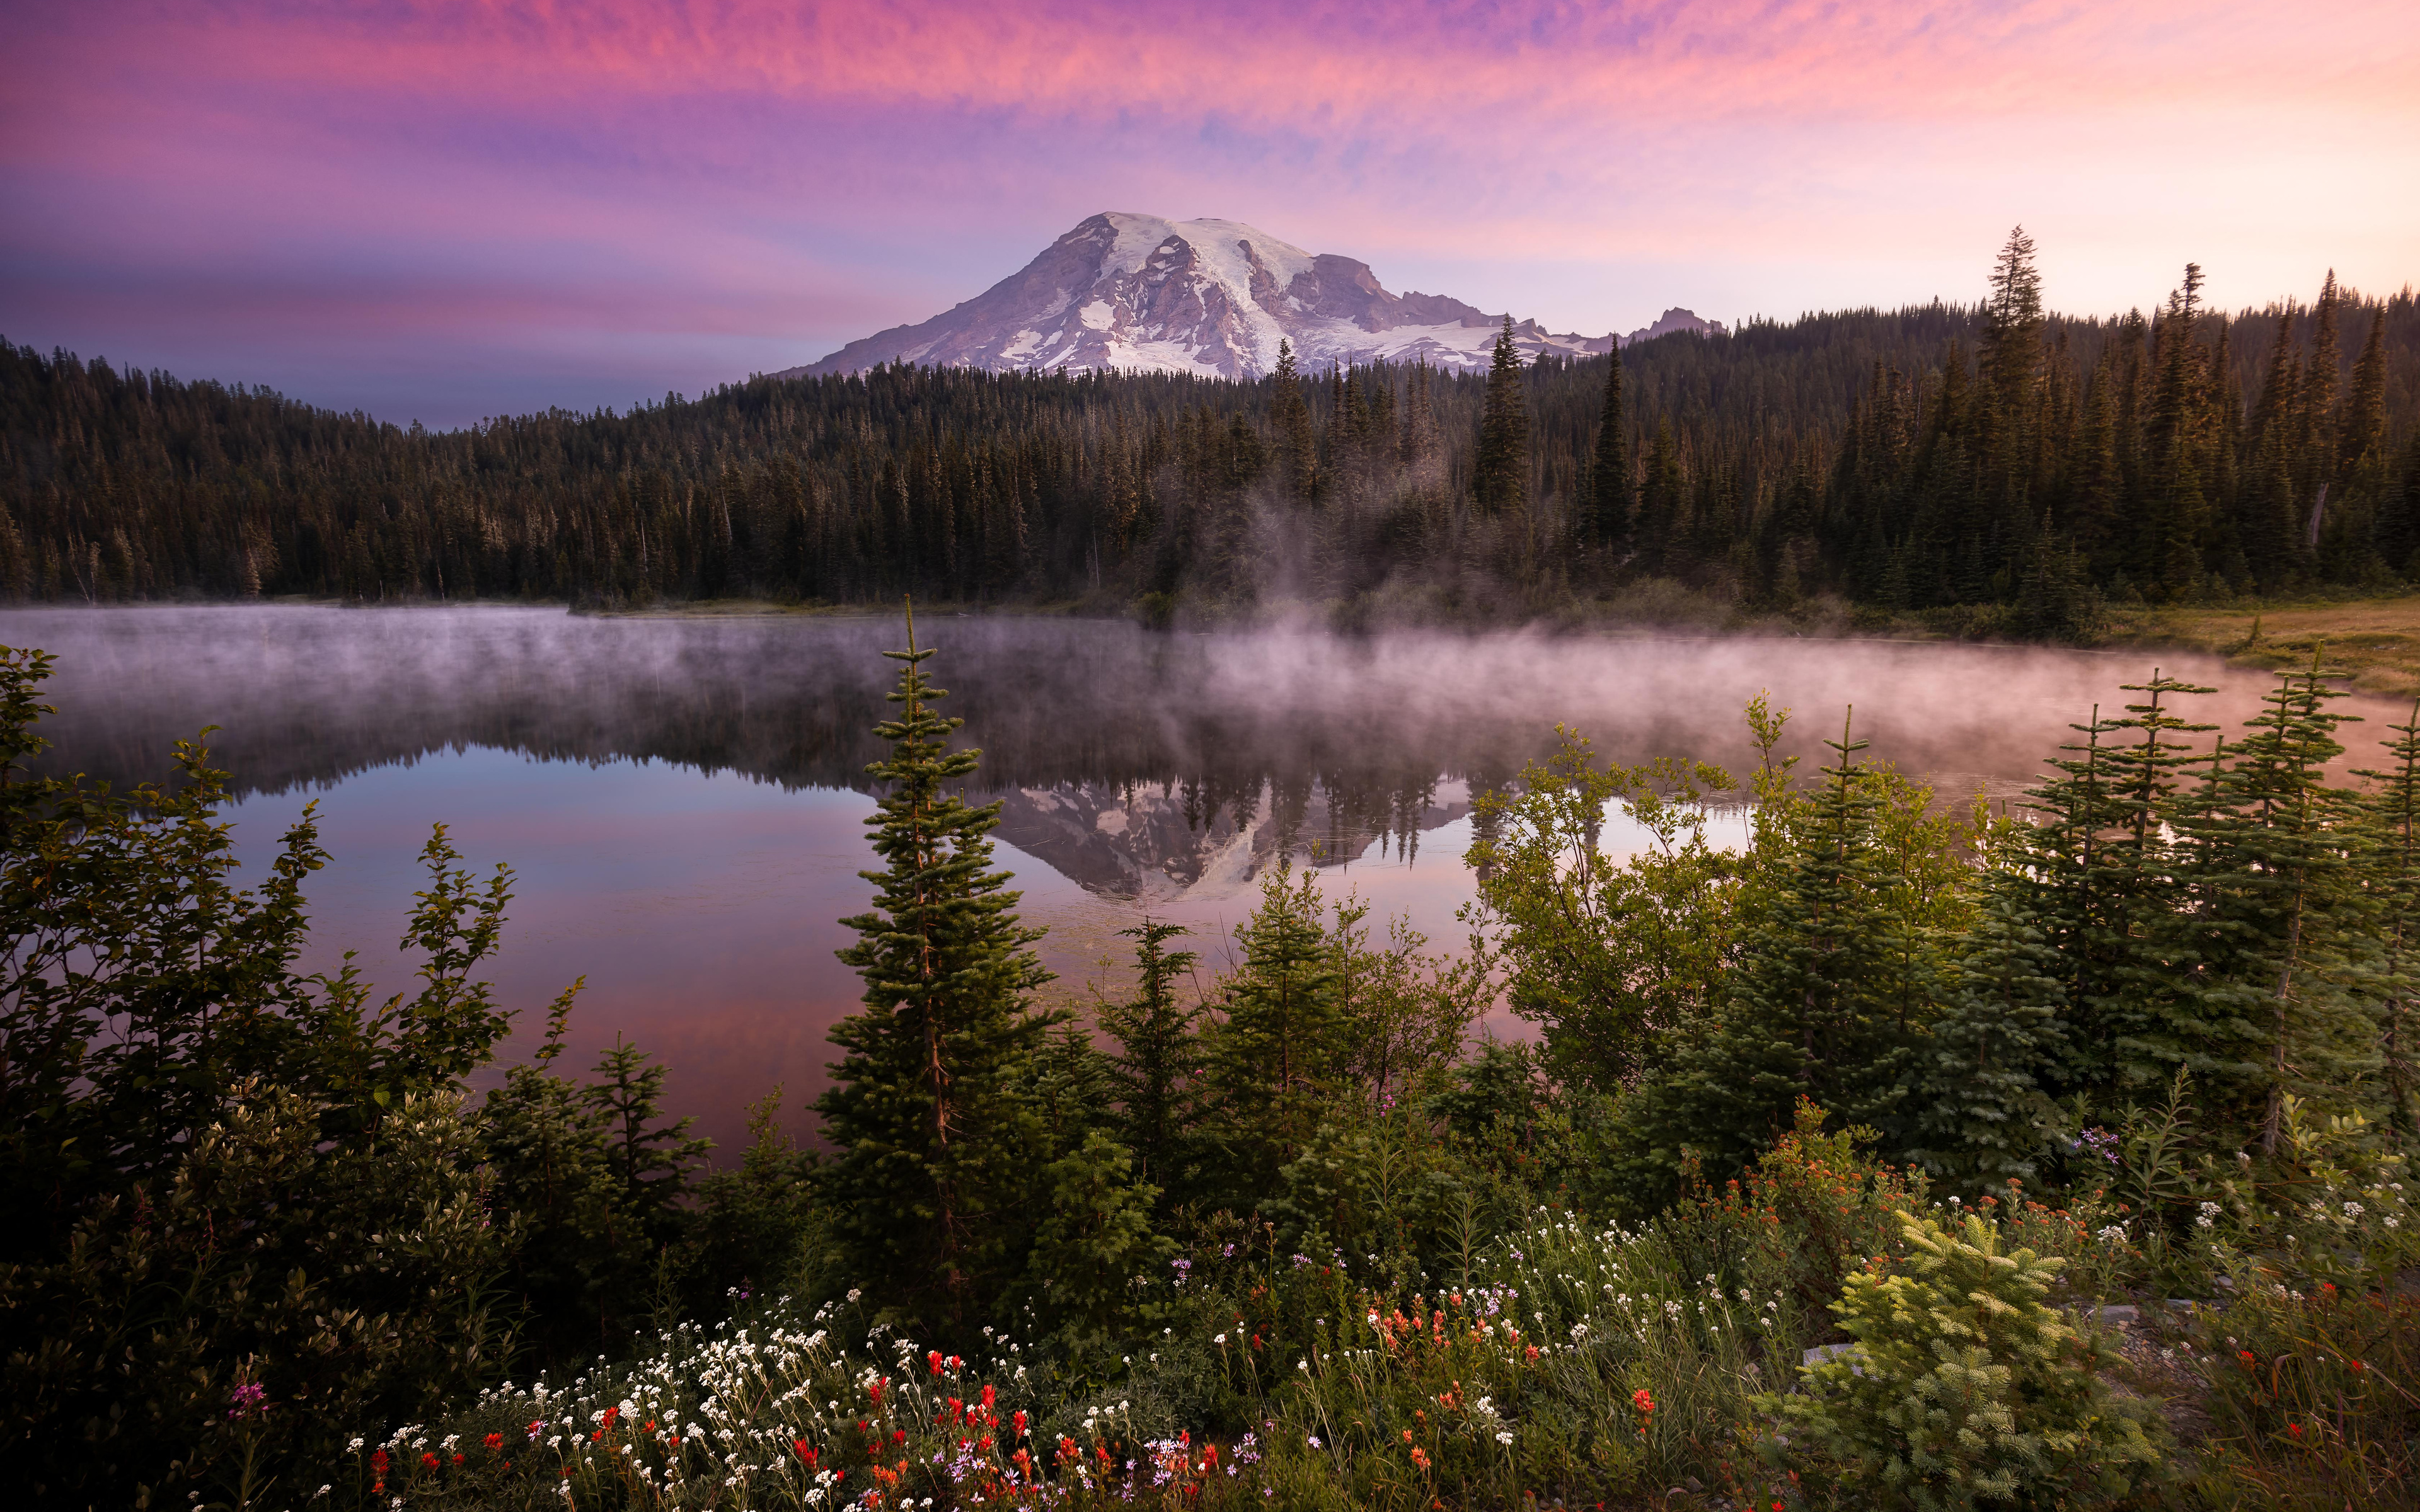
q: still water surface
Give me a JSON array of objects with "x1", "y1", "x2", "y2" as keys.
[{"x1": 8, "y1": 605, "x2": 2390, "y2": 1153}]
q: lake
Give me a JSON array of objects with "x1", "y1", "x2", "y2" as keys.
[{"x1": 6, "y1": 605, "x2": 2390, "y2": 1154}]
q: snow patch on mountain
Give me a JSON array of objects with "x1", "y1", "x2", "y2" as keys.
[{"x1": 775, "y1": 213, "x2": 1724, "y2": 382}]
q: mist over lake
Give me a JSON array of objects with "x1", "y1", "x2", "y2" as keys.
[{"x1": 9, "y1": 604, "x2": 2397, "y2": 1152}]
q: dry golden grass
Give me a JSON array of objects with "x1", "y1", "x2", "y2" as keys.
[{"x1": 2109, "y1": 595, "x2": 2420, "y2": 701}]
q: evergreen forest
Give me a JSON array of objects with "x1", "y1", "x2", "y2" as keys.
[
  {"x1": 7, "y1": 604, "x2": 2420, "y2": 1509},
  {"x1": 3, "y1": 232, "x2": 2417, "y2": 635}
]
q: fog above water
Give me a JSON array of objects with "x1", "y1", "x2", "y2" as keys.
[
  {"x1": 8, "y1": 605, "x2": 2406, "y2": 1154},
  {"x1": 13, "y1": 603, "x2": 2373, "y2": 808}
]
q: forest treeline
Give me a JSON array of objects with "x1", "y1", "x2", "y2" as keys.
[{"x1": 3, "y1": 231, "x2": 2414, "y2": 631}]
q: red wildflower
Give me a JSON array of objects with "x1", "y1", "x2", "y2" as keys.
[
  {"x1": 484, "y1": 1433, "x2": 504, "y2": 1453},
  {"x1": 1632, "y1": 1388, "x2": 1657, "y2": 1416},
  {"x1": 2288, "y1": 1422, "x2": 2304, "y2": 1440},
  {"x1": 1013, "y1": 1410, "x2": 1028, "y2": 1436},
  {"x1": 422, "y1": 1452, "x2": 441, "y2": 1471},
  {"x1": 601, "y1": 1406, "x2": 620, "y2": 1429},
  {"x1": 526, "y1": 1419, "x2": 543, "y2": 1440},
  {"x1": 2353, "y1": 1360, "x2": 2367, "y2": 1373},
  {"x1": 868, "y1": 1379, "x2": 885, "y2": 1405},
  {"x1": 1410, "y1": 1447, "x2": 1431, "y2": 1470},
  {"x1": 371, "y1": 1449, "x2": 389, "y2": 1473},
  {"x1": 892, "y1": 1428, "x2": 906, "y2": 1445},
  {"x1": 930, "y1": 1350, "x2": 945, "y2": 1375},
  {"x1": 981, "y1": 1383, "x2": 997, "y2": 1412}
]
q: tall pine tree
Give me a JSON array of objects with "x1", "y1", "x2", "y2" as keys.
[
  {"x1": 815, "y1": 605, "x2": 1055, "y2": 1326},
  {"x1": 1473, "y1": 317, "x2": 1530, "y2": 517},
  {"x1": 1589, "y1": 346, "x2": 1632, "y2": 553}
]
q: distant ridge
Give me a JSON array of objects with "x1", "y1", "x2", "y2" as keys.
[{"x1": 775, "y1": 213, "x2": 1722, "y2": 381}]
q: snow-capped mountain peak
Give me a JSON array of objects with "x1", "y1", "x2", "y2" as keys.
[{"x1": 779, "y1": 213, "x2": 1722, "y2": 381}]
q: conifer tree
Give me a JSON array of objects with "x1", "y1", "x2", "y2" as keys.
[
  {"x1": 1270, "y1": 340, "x2": 1317, "y2": 502},
  {"x1": 1915, "y1": 892, "x2": 2065, "y2": 1184},
  {"x1": 1588, "y1": 347, "x2": 1632, "y2": 553},
  {"x1": 1473, "y1": 317, "x2": 1530, "y2": 517},
  {"x1": 1199, "y1": 862, "x2": 1342, "y2": 1200},
  {"x1": 1097, "y1": 918, "x2": 1200, "y2": 1196},
  {"x1": 1979, "y1": 226, "x2": 2046, "y2": 487},
  {"x1": 2145, "y1": 269, "x2": 2210, "y2": 592},
  {"x1": 2339, "y1": 306, "x2": 2390, "y2": 483},
  {"x1": 2356, "y1": 701, "x2": 2420, "y2": 1138},
  {"x1": 815, "y1": 605, "x2": 1055, "y2": 1324},
  {"x1": 1648, "y1": 713, "x2": 1939, "y2": 1173},
  {"x1": 2068, "y1": 672, "x2": 2216, "y2": 1102},
  {"x1": 1637, "y1": 418, "x2": 1686, "y2": 572},
  {"x1": 588, "y1": 1034, "x2": 710, "y2": 1227},
  {"x1": 2159, "y1": 652, "x2": 2373, "y2": 1148}
]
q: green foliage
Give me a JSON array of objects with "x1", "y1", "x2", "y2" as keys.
[
  {"x1": 1637, "y1": 715, "x2": 1956, "y2": 1180},
  {"x1": 1465, "y1": 726, "x2": 1741, "y2": 1092},
  {"x1": 2355, "y1": 698, "x2": 2420, "y2": 1138},
  {"x1": 2155, "y1": 652, "x2": 2374, "y2": 1146},
  {"x1": 1, "y1": 1085, "x2": 518, "y2": 1508},
  {"x1": 0, "y1": 641, "x2": 594, "y2": 1506},
  {"x1": 1095, "y1": 918, "x2": 1200, "y2": 1195},
  {"x1": 1916, "y1": 891, "x2": 2068, "y2": 1184},
  {"x1": 814, "y1": 607, "x2": 1056, "y2": 1329},
  {"x1": 1770, "y1": 1213, "x2": 2164, "y2": 1510},
  {"x1": 1472, "y1": 316, "x2": 1530, "y2": 518},
  {"x1": 681, "y1": 1085, "x2": 818, "y2": 1309},
  {"x1": 1671, "y1": 1097, "x2": 1930, "y2": 1321},
  {"x1": 1024, "y1": 1131, "x2": 1173, "y2": 1341},
  {"x1": 1199, "y1": 862, "x2": 1344, "y2": 1200}
]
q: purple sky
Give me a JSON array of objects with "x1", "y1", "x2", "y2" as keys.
[{"x1": 5, "y1": 0, "x2": 2415, "y2": 428}]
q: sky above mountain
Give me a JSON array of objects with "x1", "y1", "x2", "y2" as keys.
[{"x1": 4, "y1": 0, "x2": 2414, "y2": 429}]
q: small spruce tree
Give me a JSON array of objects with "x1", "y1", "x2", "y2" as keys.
[
  {"x1": 1097, "y1": 918, "x2": 1201, "y2": 1196},
  {"x1": 1199, "y1": 862, "x2": 1342, "y2": 1202},
  {"x1": 1916, "y1": 892, "x2": 2065, "y2": 1184}
]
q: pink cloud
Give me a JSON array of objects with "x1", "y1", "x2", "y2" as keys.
[{"x1": 4, "y1": 1, "x2": 2414, "y2": 423}]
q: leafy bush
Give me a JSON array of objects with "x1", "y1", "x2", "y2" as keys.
[
  {"x1": 1768, "y1": 1212, "x2": 2164, "y2": 1510},
  {"x1": 1671, "y1": 1097, "x2": 1930, "y2": 1324}
]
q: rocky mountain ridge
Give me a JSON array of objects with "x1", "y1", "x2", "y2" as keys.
[{"x1": 778, "y1": 213, "x2": 1720, "y2": 381}]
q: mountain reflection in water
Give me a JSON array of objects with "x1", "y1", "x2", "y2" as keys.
[{"x1": 6, "y1": 606, "x2": 2390, "y2": 1152}]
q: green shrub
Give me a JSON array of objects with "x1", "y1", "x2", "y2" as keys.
[{"x1": 1768, "y1": 1212, "x2": 2163, "y2": 1510}]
